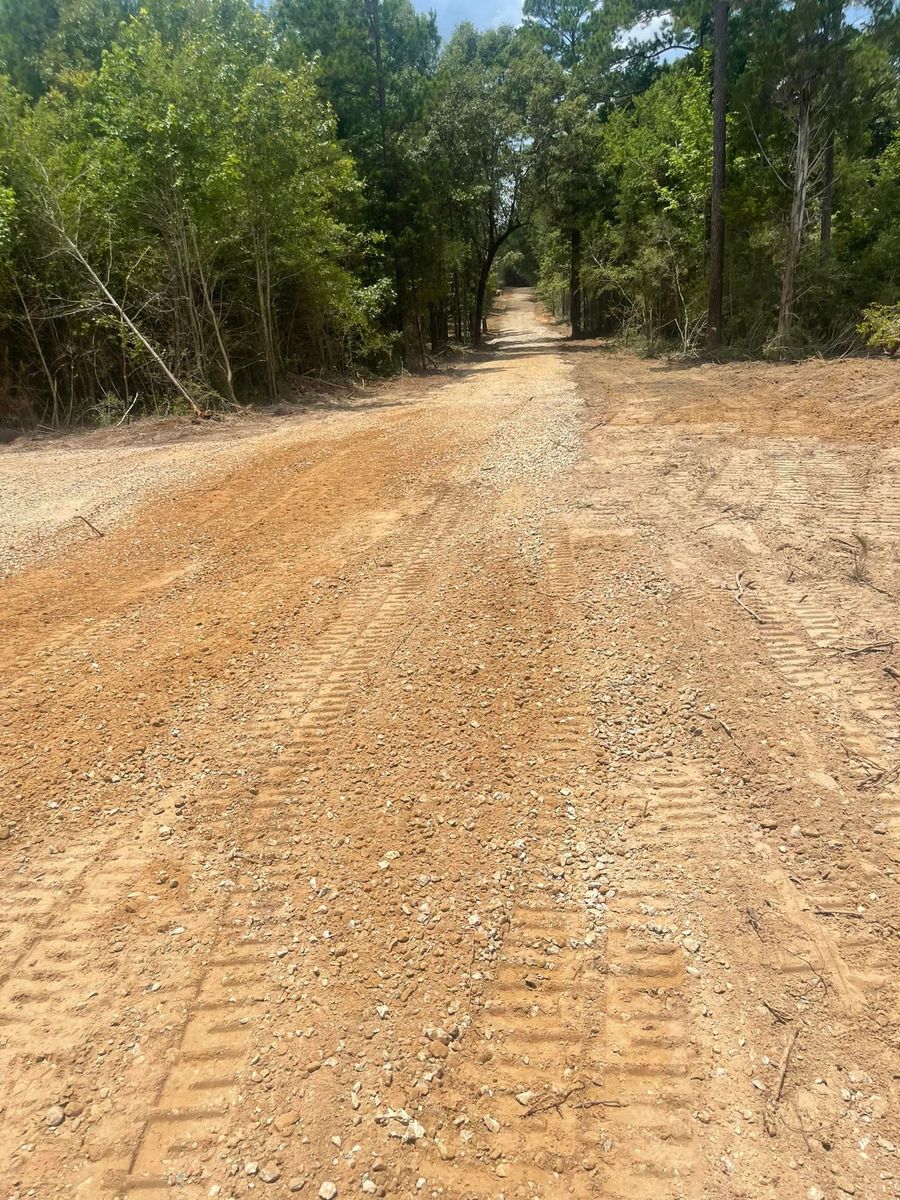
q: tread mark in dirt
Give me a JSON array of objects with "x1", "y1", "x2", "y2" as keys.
[{"x1": 117, "y1": 495, "x2": 465, "y2": 1196}]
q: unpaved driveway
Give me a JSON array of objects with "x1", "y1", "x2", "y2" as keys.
[{"x1": 1, "y1": 291, "x2": 898, "y2": 1200}]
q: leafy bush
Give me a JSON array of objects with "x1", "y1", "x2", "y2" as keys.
[{"x1": 859, "y1": 304, "x2": 900, "y2": 356}]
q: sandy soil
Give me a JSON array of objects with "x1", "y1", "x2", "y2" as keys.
[{"x1": 1, "y1": 291, "x2": 898, "y2": 1200}]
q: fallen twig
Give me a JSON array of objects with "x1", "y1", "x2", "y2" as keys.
[
  {"x1": 858, "y1": 762, "x2": 900, "y2": 792},
  {"x1": 733, "y1": 571, "x2": 764, "y2": 624},
  {"x1": 75, "y1": 514, "x2": 104, "y2": 538},
  {"x1": 885, "y1": 666, "x2": 900, "y2": 685},
  {"x1": 522, "y1": 1081, "x2": 585, "y2": 1117},
  {"x1": 762, "y1": 999, "x2": 792, "y2": 1024},
  {"x1": 818, "y1": 640, "x2": 895, "y2": 656},
  {"x1": 814, "y1": 908, "x2": 863, "y2": 919},
  {"x1": 695, "y1": 710, "x2": 752, "y2": 760},
  {"x1": 764, "y1": 1026, "x2": 799, "y2": 1136}
]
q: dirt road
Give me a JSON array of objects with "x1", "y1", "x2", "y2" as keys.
[{"x1": 2, "y1": 290, "x2": 899, "y2": 1200}]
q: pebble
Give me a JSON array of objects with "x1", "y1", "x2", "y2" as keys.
[
  {"x1": 260, "y1": 1166, "x2": 281, "y2": 1184},
  {"x1": 288, "y1": 1180, "x2": 306, "y2": 1193},
  {"x1": 45, "y1": 1106, "x2": 65, "y2": 1128},
  {"x1": 274, "y1": 1109, "x2": 301, "y2": 1131},
  {"x1": 319, "y1": 1184, "x2": 338, "y2": 1200}
]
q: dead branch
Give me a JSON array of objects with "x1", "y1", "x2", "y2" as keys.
[
  {"x1": 818, "y1": 640, "x2": 895, "y2": 656},
  {"x1": 858, "y1": 762, "x2": 900, "y2": 792},
  {"x1": 695, "y1": 710, "x2": 752, "y2": 760},
  {"x1": 765, "y1": 1026, "x2": 799, "y2": 1136},
  {"x1": 733, "y1": 571, "x2": 764, "y2": 624},
  {"x1": 75, "y1": 514, "x2": 104, "y2": 538},
  {"x1": 762, "y1": 999, "x2": 792, "y2": 1024},
  {"x1": 814, "y1": 909, "x2": 863, "y2": 919},
  {"x1": 522, "y1": 1081, "x2": 585, "y2": 1117}
]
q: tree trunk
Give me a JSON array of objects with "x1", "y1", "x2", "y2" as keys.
[
  {"x1": 364, "y1": 0, "x2": 389, "y2": 170},
  {"x1": 64, "y1": 229, "x2": 201, "y2": 413},
  {"x1": 472, "y1": 225, "x2": 521, "y2": 348},
  {"x1": 820, "y1": 127, "x2": 835, "y2": 265},
  {"x1": 472, "y1": 254, "x2": 495, "y2": 348},
  {"x1": 570, "y1": 226, "x2": 583, "y2": 339},
  {"x1": 777, "y1": 85, "x2": 812, "y2": 342},
  {"x1": 705, "y1": 0, "x2": 728, "y2": 353}
]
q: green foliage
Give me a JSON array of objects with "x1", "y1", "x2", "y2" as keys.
[
  {"x1": 859, "y1": 303, "x2": 900, "y2": 354},
  {"x1": 1, "y1": 0, "x2": 899, "y2": 423},
  {"x1": 0, "y1": 0, "x2": 387, "y2": 424}
]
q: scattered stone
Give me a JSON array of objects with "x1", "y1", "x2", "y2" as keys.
[
  {"x1": 274, "y1": 1109, "x2": 301, "y2": 1131},
  {"x1": 45, "y1": 1106, "x2": 65, "y2": 1128},
  {"x1": 319, "y1": 1184, "x2": 338, "y2": 1200},
  {"x1": 288, "y1": 1179, "x2": 306, "y2": 1193},
  {"x1": 260, "y1": 1166, "x2": 281, "y2": 1184},
  {"x1": 483, "y1": 1115, "x2": 500, "y2": 1133},
  {"x1": 245, "y1": 1162, "x2": 259, "y2": 1176}
]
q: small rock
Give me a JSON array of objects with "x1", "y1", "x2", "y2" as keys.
[
  {"x1": 319, "y1": 1184, "x2": 338, "y2": 1200},
  {"x1": 288, "y1": 1180, "x2": 306, "y2": 1193},
  {"x1": 361, "y1": 1182, "x2": 376, "y2": 1195},
  {"x1": 429, "y1": 1040, "x2": 449, "y2": 1059},
  {"x1": 483, "y1": 1115, "x2": 500, "y2": 1133},
  {"x1": 683, "y1": 938, "x2": 701, "y2": 954},
  {"x1": 64, "y1": 1101, "x2": 84, "y2": 1118},
  {"x1": 245, "y1": 1162, "x2": 259, "y2": 1176},
  {"x1": 45, "y1": 1106, "x2": 65, "y2": 1128},
  {"x1": 274, "y1": 1109, "x2": 301, "y2": 1131},
  {"x1": 260, "y1": 1166, "x2": 280, "y2": 1184}
]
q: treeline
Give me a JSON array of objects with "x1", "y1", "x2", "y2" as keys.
[
  {"x1": 0, "y1": 0, "x2": 898, "y2": 426},
  {"x1": 526, "y1": 0, "x2": 900, "y2": 356}
]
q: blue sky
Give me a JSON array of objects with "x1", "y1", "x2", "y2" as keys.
[
  {"x1": 414, "y1": 0, "x2": 873, "y2": 43},
  {"x1": 414, "y1": 0, "x2": 523, "y2": 38}
]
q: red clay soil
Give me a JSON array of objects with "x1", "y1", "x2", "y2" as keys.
[{"x1": 1, "y1": 291, "x2": 898, "y2": 1200}]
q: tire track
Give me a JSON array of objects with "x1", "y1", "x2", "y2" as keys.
[{"x1": 118, "y1": 492, "x2": 467, "y2": 1196}]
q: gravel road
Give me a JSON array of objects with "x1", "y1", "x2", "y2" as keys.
[{"x1": 1, "y1": 290, "x2": 898, "y2": 1200}]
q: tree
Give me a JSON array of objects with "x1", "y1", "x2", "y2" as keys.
[
  {"x1": 430, "y1": 25, "x2": 532, "y2": 345},
  {"x1": 706, "y1": 0, "x2": 728, "y2": 351}
]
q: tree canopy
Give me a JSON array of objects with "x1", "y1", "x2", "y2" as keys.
[{"x1": 0, "y1": 0, "x2": 898, "y2": 424}]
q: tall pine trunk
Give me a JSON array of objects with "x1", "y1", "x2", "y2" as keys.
[
  {"x1": 820, "y1": 127, "x2": 835, "y2": 265},
  {"x1": 706, "y1": 0, "x2": 728, "y2": 352},
  {"x1": 569, "y1": 226, "x2": 582, "y2": 338},
  {"x1": 777, "y1": 86, "x2": 812, "y2": 342}
]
